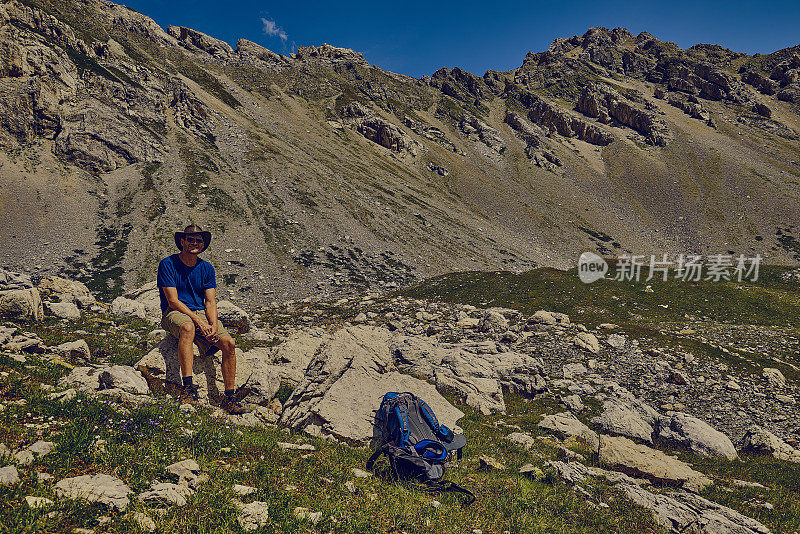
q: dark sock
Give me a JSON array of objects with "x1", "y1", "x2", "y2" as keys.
[
  {"x1": 225, "y1": 389, "x2": 235, "y2": 399},
  {"x1": 182, "y1": 376, "x2": 194, "y2": 387}
]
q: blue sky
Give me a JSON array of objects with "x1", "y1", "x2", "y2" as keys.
[{"x1": 122, "y1": 0, "x2": 800, "y2": 77}]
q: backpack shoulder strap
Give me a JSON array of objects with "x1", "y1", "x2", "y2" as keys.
[{"x1": 424, "y1": 480, "x2": 475, "y2": 506}]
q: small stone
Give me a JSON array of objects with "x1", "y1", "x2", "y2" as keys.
[
  {"x1": 519, "y1": 464, "x2": 543, "y2": 478},
  {"x1": 573, "y1": 332, "x2": 600, "y2": 354},
  {"x1": 14, "y1": 450, "x2": 35, "y2": 466},
  {"x1": 25, "y1": 496, "x2": 54, "y2": 509},
  {"x1": 293, "y1": 506, "x2": 322, "y2": 524},
  {"x1": 278, "y1": 442, "x2": 315, "y2": 451},
  {"x1": 478, "y1": 455, "x2": 505, "y2": 470},
  {"x1": 137, "y1": 482, "x2": 194, "y2": 507},
  {"x1": 344, "y1": 481, "x2": 357, "y2": 493},
  {"x1": 131, "y1": 512, "x2": 156, "y2": 532},
  {"x1": 37, "y1": 472, "x2": 53, "y2": 483},
  {"x1": 238, "y1": 501, "x2": 270, "y2": 531},
  {"x1": 764, "y1": 368, "x2": 787, "y2": 388},
  {"x1": 505, "y1": 432, "x2": 535, "y2": 450},
  {"x1": 233, "y1": 484, "x2": 257, "y2": 496},
  {"x1": 726, "y1": 381, "x2": 741, "y2": 391},
  {"x1": 562, "y1": 394, "x2": 584, "y2": 412},
  {"x1": 606, "y1": 334, "x2": 626, "y2": 349},
  {"x1": 0, "y1": 465, "x2": 20, "y2": 485},
  {"x1": 430, "y1": 500, "x2": 441, "y2": 508},
  {"x1": 351, "y1": 468, "x2": 372, "y2": 478},
  {"x1": 28, "y1": 440, "x2": 55, "y2": 457}
]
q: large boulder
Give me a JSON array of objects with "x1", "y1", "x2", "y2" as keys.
[
  {"x1": 280, "y1": 326, "x2": 463, "y2": 444},
  {"x1": 591, "y1": 389, "x2": 660, "y2": 443},
  {"x1": 37, "y1": 276, "x2": 95, "y2": 308},
  {"x1": 124, "y1": 281, "x2": 161, "y2": 322},
  {"x1": 44, "y1": 301, "x2": 80, "y2": 319},
  {"x1": 741, "y1": 425, "x2": 800, "y2": 462},
  {"x1": 245, "y1": 327, "x2": 329, "y2": 386},
  {"x1": 136, "y1": 336, "x2": 253, "y2": 403},
  {"x1": 0, "y1": 288, "x2": 43, "y2": 321},
  {"x1": 538, "y1": 412, "x2": 600, "y2": 451},
  {"x1": 657, "y1": 413, "x2": 738, "y2": 460},
  {"x1": 216, "y1": 300, "x2": 251, "y2": 333},
  {"x1": 599, "y1": 435, "x2": 712, "y2": 492},
  {"x1": 621, "y1": 484, "x2": 772, "y2": 534},
  {"x1": 60, "y1": 364, "x2": 149, "y2": 395},
  {"x1": 0, "y1": 268, "x2": 33, "y2": 290},
  {"x1": 390, "y1": 335, "x2": 547, "y2": 414},
  {"x1": 111, "y1": 296, "x2": 148, "y2": 321}
]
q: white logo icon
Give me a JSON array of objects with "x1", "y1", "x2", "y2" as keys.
[{"x1": 578, "y1": 252, "x2": 608, "y2": 283}]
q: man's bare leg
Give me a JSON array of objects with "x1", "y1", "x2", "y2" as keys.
[
  {"x1": 178, "y1": 320, "x2": 196, "y2": 378},
  {"x1": 215, "y1": 334, "x2": 236, "y2": 391},
  {"x1": 213, "y1": 334, "x2": 245, "y2": 414}
]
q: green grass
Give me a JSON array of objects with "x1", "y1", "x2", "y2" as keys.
[
  {"x1": 11, "y1": 314, "x2": 154, "y2": 367},
  {"x1": 398, "y1": 264, "x2": 800, "y2": 329},
  {"x1": 0, "y1": 370, "x2": 670, "y2": 534}
]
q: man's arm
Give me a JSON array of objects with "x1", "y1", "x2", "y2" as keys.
[
  {"x1": 204, "y1": 287, "x2": 219, "y2": 342},
  {"x1": 162, "y1": 287, "x2": 213, "y2": 337}
]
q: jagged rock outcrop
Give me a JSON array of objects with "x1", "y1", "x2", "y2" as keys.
[
  {"x1": 167, "y1": 25, "x2": 234, "y2": 58},
  {"x1": 235, "y1": 39, "x2": 290, "y2": 70},
  {"x1": 459, "y1": 115, "x2": 505, "y2": 153},
  {"x1": 429, "y1": 67, "x2": 493, "y2": 102},
  {"x1": 169, "y1": 78, "x2": 219, "y2": 136},
  {"x1": 769, "y1": 53, "x2": 800, "y2": 102},
  {"x1": 341, "y1": 102, "x2": 417, "y2": 154},
  {"x1": 577, "y1": 85, "x2": 669, "y2": 146},
  {"x1": 390, "y1": 335, "x2": 547, "y2": 414},
  {"x1": 295, "y1": 44, "x2": 370, "y2": 67},
  {"x1": 511, "y1": 89, "x2": 613, "y2": 146},
  {"x1": 742, "y1": 70, "x2": 778, "y2": 95}
]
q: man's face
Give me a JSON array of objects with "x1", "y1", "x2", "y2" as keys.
[{"x1": 181, "y1": 234, "x2": 204, "y2": 254}]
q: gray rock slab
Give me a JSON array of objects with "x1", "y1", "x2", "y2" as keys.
[
  {"x1": 54, "y1": 474, "x2": 132, "y2": 511},
  {"x1": 657, "y1": 413, "x2": 738, "y2": 460},
  {"x1": 598, "y1": 435, "x2": 711, "y2": 492}
]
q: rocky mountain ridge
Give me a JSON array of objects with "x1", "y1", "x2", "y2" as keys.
[{"x1": 0, "y1": 0, "x2": 799, "y2": 308}]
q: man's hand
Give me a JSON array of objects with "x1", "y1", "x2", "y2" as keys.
[
  {"x1": 207, "y1": 322, "x2": 219, "y2": 343},
  {"x1": 196, "y1": 319, "x2": 214, "y2": 339}
]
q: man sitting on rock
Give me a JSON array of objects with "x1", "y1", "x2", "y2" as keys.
[{"x1": 157, "y1": 224, "x2": 246, "y2": 415}]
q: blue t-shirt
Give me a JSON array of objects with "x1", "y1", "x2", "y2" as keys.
[{"x1": 157, "y1": 254, "x2": 217, "y2": 314}]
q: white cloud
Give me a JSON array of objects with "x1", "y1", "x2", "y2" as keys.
[{"x1": 261, "y1": 17, "x2": 287, "y2": 42}]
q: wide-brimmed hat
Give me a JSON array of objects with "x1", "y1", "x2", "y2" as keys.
[{"x1": 174, "y1": 224, "x2": 211, "y2": 252}]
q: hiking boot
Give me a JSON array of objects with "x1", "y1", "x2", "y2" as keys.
[
  {"x1": 178, "y1": 383, "x2": 199, "y2": 404},
  {"x1": 220, "y1": 396, "x2": 248, "y2": 415}
]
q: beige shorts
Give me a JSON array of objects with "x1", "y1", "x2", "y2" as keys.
[{"x1": 161, "y1": 310, "x2": 230, "y2": 356}]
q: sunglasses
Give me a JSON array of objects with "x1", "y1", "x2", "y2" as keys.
[{"x1": 184, "y1": 237, "x2": 204, "y2": 244}]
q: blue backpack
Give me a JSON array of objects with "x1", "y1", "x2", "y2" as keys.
[{"x1": 366, "y1": 392, "x2": 473, "y2": 504}]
